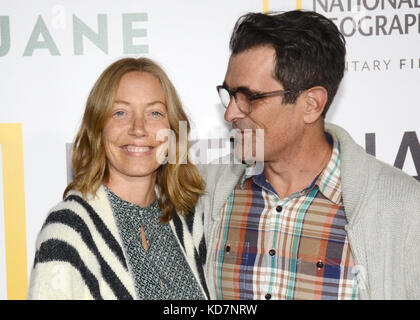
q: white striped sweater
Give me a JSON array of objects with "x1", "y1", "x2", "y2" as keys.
[{"x1": 27, "y1": 185, "x2": 209, "y2": 300}]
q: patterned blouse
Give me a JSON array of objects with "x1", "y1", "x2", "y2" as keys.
[{"x1": 105, "y1": 186, "x2": 204, "y2": 300}]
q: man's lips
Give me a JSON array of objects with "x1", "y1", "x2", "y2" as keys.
[
  {"x1": 233, "y1": 128, "x2": 256, "y2": 134},
  {"x1": 233, "y1": 123, "x2": 257, "y2": 133}
]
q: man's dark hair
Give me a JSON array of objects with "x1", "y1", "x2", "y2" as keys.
[{"x1": 229, "y1": 10, "x2": 346, "y2": 116}]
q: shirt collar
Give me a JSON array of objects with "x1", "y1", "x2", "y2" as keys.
[
  {"x1": 240, "y1": 132, "x2": 342, "y2": 204},
  {"x1": 313, "y1": 133, "x2": 342, "y2": 204}
]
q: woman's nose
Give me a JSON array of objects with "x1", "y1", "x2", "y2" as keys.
[{"x1": 128, "y1": 115, "x2": 147, "y2": 137}]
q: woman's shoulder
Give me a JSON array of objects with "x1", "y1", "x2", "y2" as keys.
[
  {"x1": 42, "y1": 190, "x2": 95, "y2": 228},
  {"x1": 29, "y1": 186, "x2": 135, "y2": 300},
  {"x1": 35, "y1": 192, "x2": 94, "y2": 250},
  {"x1": 36, "y1": 186, "x2": 117, "y2": 253}
]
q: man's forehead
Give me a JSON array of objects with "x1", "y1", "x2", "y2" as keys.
[{"x1": 225, "y1": 47, "x2": 278, "y2": 89}]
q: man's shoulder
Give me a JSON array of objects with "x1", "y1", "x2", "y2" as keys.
[
  {"x1": 373, "y1": 157, "x2": 420, "y2": 195},
  {"x1": 326, "y1": 122, "x2": 420, "y2": 199},
  {"x1": 196, "y1": 154, "x2": 247, "y2": 184}
]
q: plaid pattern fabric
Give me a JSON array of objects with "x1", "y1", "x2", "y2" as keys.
[{"x1": 213, "y1": 134, "x2": 359, "y2": 300}]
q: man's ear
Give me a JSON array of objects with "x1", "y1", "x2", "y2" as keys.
[{"x1": 302, "y1": 86, "x2": 328, "y2": 124}]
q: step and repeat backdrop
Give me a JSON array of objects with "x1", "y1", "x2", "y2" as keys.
[{"x1": 0, "y1": 0, "x2": 419, "y2": 299}]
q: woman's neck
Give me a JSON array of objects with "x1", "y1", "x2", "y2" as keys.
[{"x1": 105, "y1": 172, "x2": 157, "y2": 207}]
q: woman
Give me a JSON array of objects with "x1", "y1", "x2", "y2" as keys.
[{"x1": 28, "y1": 57, "x2": 209, "y2": 300}]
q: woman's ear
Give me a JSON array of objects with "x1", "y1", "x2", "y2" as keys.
[{"x1": 302, "y1": 86, "x2": 328, "y2": 124}]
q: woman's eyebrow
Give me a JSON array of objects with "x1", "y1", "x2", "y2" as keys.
[
  {"x1": 113, "y1": 99, "x2": 130, "y2": 105},
  {"x1": 146, "y1": 100, "x2": 166, "y2": 107},
  {"x1": 113, "y1": 100, "x2": 166, "y2": 107}
]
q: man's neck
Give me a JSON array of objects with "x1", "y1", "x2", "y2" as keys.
[{"x1": 264, "y1": 130, "x2": 332, "y2": 199}]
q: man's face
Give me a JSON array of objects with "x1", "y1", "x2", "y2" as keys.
[{"x1": 223, "y1": 45, "x2": 304, "y2": 163}]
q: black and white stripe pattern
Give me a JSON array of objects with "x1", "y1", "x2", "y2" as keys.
[
  {"x1": 28, "y1": 186, "x2": 208, "y2": 300},
  {"x1": 170, "y1": 209, "x2": 210, "y2": 299}
]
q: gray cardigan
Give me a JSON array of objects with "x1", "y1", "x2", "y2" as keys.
[{"x1": 198, "y1": 123, "x2": 420, "y2": 300}]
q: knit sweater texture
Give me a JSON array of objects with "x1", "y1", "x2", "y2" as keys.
[{"x1": 27, "y1": 185, "x2": 209, "y2": 300}]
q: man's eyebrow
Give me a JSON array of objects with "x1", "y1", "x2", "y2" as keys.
[
  {"x1": 223, "y1": 81, "x2": 259, "y2": 95},
  {"x1": 222, "y1": 81, "x2": 255, "y2": 94}
]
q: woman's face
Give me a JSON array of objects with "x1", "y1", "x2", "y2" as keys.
[{"x1": 103, "y1": 71, "x2": 170, "y2": 183}]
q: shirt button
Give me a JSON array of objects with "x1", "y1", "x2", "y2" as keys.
[
  {"x1": 276, "y1": 206, "x2": 282, "y2": 212},
  {"x1": 269, "y1": 249, "x2": 276, "y2": 256},
  {"x1": 316, "y1": 260, "x2": 324, "y2": 269},
  {"x1": 265, "y1": 293, "x2": 272, "y2": 300},
  {"x1": 226, "y1": 245, "x2": 231, "y2": 253}
]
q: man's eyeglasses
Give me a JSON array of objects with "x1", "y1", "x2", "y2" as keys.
[{"x1": 216, "y1": 85, "x2": 294, "y2": 115}]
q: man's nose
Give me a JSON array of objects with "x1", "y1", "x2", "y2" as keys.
[{"x1": 224, "y1": 97, "x2": 246, "y2": 123}]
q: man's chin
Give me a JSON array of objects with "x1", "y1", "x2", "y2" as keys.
[{"x1": 234, "y1": 145, "x2": 264, "y2": 164}]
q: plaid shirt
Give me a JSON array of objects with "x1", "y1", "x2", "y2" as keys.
[{"x1": 213, "y1": 134, "x2": 359, "y2": 300}]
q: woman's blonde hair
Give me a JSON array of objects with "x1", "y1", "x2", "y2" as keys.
[{"x1": 64, "y1": 57, "x2": 204, "y2": 223}]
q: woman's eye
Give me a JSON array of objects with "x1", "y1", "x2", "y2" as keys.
[
  {"x1": 151, "y1": 111, "x2": 164, "y2": 118},
  {"x1": 113, "y1": 110, "x2": 126, "y2": 117}
]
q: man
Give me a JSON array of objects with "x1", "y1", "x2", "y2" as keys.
[{"x1": 199, "y1": 10, "x2": 420, "y2": 300}]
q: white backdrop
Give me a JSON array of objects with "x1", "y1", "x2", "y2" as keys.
[{"x1": 0, "y1": 0, "x2": 419, "y2": 299}]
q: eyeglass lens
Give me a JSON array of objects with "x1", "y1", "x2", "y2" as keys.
[{"x1": 218, "y1": 87, "x2": 251, "y2": 114}]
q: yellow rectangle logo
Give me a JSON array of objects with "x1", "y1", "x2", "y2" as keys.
[{"x1": 0, "y1": 123, "x2": 28, "y2": 300}]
